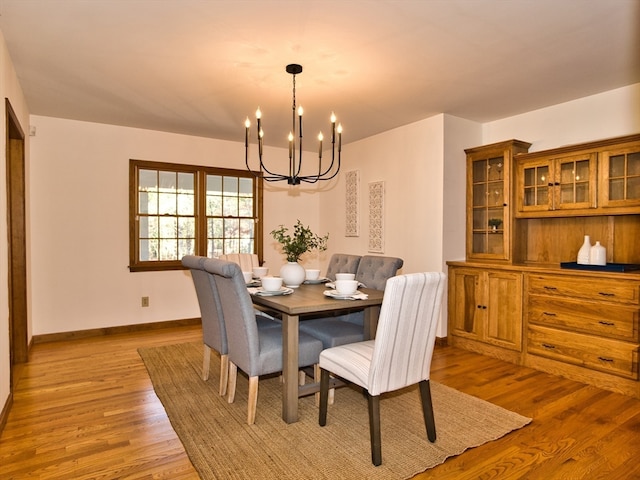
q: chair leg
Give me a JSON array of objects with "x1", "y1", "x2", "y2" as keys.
[
  {"x1": 419, "y1": 379, "x2": 437, "y2": 442},
  {"x1": 227, "y1": 362, "x2": 238, "y2": 404},
  {"x1": 318, "y1": 368, "x2": 330, "y2": 426},
  {"x1": 367, "y1": 392, "x2": 382, "y2": 466},
  {"x1": 299, "y1": 370, "x2": 306, "y2": 386},
  {"x1": 202, "y1": 345, "x2": 211, "y2": 381},
  {"x1": 247, "y1": 376, "x2": 259, "y2": 425},
  {"x1": 315, "y1": 364, "x2": 335, "y2": 406},
  {"x1": 219, "y1": 353, "x2": 229, "y2": 396}
]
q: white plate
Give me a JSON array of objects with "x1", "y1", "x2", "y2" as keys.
[
  {"x1": 255, "y1": 287, "x2": 294, "y2": 296},
  {"x1": 304, "y1": 277, "x2": 329, "y2": 285},
  {"x1": 323, "y1": 289, "x2": 361, "y2": 299}
]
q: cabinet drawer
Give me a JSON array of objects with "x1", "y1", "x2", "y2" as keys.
[
  {"x1": 528, "y1": 325, "x2": 639, "y2": 379},
  {"x1": 528, "y1": 295, "x2": 639, "y2": 341},
  {"x1": 528, "y1": 274, "x2": 640, "y2": 305}
]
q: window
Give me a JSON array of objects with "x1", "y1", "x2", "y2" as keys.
[{"x1": 129, "y1": 160, "x2": 263, "y2": 271}]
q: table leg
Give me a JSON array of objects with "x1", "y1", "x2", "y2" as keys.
[
  {"x1": 281, "y1": 312, "x2": 299, "y2": 423},
  {"x1": 363, "y1": 305, "x2": 381, "y2": 340}
]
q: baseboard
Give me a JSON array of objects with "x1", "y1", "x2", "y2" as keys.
[
  {"x1": 32, "y1": 317, "x2": 202, "y2": 344},
  {"x1": 0, "y1": 391, "x2": 13, "y2": 437},
  {"x1": 435, "y1": 336, "x2": 448, "y2": 348}
]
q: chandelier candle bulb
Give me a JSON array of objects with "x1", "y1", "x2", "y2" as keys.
[
  {"x1": 318, "y1": 132, "x2": 323, "y2": 157},
  {"x1": 331, "y1": 112, "x2": 336, "y2": 142},
  {"x1": 288, "y1": 132, "x2": 293, "y2": 159}
]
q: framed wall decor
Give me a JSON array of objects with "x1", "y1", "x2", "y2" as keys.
[
  {"x1": 368, "y1": 181, "x2": 384, "y2": 253},
  {"x1": 345, "y1": 170, "x2": 359, "y2": 237}
]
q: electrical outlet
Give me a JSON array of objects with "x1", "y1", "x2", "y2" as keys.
[{"x1": 141, "y1": 296, "x2": 150, "y2": 307}]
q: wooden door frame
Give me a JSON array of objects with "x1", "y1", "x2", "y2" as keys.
[{"x1": 5, "y1": 98, "x2": 28, "y2": 376}]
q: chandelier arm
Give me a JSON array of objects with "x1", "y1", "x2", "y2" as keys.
[
  {"x1": 297, "y1": 153, "x2": 341, "y2": 183},
  {"x1": 245, "y1": 142, "x2": 283, "y2": 179}
]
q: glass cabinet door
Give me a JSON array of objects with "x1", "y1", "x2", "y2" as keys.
[
  {"x1": 470, "y1": 155, "x2": 508, "y2": 259},
  {"x1": 600, "y1": 143, "x2": 640, "y2": 208},
  {"x1": 465, "y1": 139, "x2": 531, "y2": 262},
  {"x1": 521, "y1": 160, "x2": 551, "y2": 212},
  {"x1": 517, "y1": 153, "x2": 596, "y2": 213},
  {"x1": 553, "y1": 153, "x2": 596, "y2": 210}
]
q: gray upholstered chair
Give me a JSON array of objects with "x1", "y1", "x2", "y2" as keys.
[
  {"x1": 299, "y1": 255, "x2": 404, "y2": 348},
  {"x1": 318, "y1": 272, "x2": 446, "y2": 466},
  {"x1": 182, "y1": 255, "x2": 230, "y2": 396},
  {"x1": 324, "y1": 253, "x2": 362, "y2": 281},
  {"x1": 203, "y1": 257, "x2": 323, "y2": 425}
]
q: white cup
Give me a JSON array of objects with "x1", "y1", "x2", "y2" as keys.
[
  {"x1": 305, "y1": 269, "x2": 321, "y2": 281},
  {"x1": 253, "y1": 266, "x2": 268, "y2": 278},
  {"x1": 242, "y1": 271, "x2": 253, "y2": 284},
  {"x1": 335, "y1": 280, "x2": 358, "y2": 295},
  {"x1": 261, "y1": 276, "x2": 283, "y2": 292},
  {"x1": 335, "y1": 273, "x2": 355, "y2": 281}
]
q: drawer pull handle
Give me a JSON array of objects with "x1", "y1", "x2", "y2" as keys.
[
  {"x1": 543, "y1": 312, "x2": 557, "y2": 316},
  {"x1": 598, "y1": 320, "x2": 615, "y2": 326},
  {"x1": 543, "y1": 286, "x2": 557, "y2": 291},
  {"x1": 598, "y1": 292, "x2": 615, "y2": 297},
  {"x1": 542, "y1": 343, "x2": 556, "y2": 349},
  {"x1": 598, "y1": 357, "x2": 614, "y2": 363}
]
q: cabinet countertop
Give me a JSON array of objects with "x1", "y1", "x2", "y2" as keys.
[{"x1": 446, "y1": 260, "x2": 640, "y2": 281}]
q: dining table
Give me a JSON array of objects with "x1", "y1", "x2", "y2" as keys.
[{"x1": 250, "y1": 282, "x2": 385, "y2": 424}]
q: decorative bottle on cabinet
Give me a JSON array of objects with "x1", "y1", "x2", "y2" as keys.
[
  {"x1": 590, "y1": 241, "x2": 606, "y2": 266},
  {"x1": 577, "y1": 235, "x2": 591, "y2": 264}
]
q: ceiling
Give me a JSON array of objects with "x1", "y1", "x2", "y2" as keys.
[{"x1": 1, "y1": 0, "x2": 639, "y2": 148}]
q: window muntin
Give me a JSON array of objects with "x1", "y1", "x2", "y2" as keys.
[{"x1": 130, "y1": 160, "x2": 262, "y2": 271}]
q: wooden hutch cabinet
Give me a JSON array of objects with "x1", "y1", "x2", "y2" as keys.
[{"x1": 448, "y1": 134, "x2": 640, "y2": 399}]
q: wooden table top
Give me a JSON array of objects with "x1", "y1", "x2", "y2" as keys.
[{"x1": 250, "y1": 283, "x2": 384, "y2": 316}]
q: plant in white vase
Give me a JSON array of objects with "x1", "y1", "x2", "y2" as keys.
[{"x1": 271, "y1": 220, "x2": 329, "y2": 287}]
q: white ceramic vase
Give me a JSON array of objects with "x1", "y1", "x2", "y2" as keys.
[
  {"x1": 280, "y1": 261, "x2": 306, "y2": 288},
  {"x1": 590, "y1": 241, "x2": 607, "y2": 266},
  {"x1": 577, "y1": 235, "x2": 591, "y2": 265}
]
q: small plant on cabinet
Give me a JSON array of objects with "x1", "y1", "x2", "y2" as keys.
[{"x1": 488, "y1": 218, "x2": 503, "y2": 232}]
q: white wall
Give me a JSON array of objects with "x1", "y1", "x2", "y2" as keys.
[
  {"x1": 321, "y1": 115, "x2": 449, "y2": 273},
  {"x1": 1, "y1": 29, "x2": 30, "y2": 422},
  {"x1": 321, "y1": 114, "x2": 480, "y2": 337},
  {"x1": 484, "y1": 84, "x2": 640, "y2": 150},
  {"x1": 29, "y1": 116, "x2": 321, "y2": 335}
]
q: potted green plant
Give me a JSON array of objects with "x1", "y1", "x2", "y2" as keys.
[
  {"x1": 271, "y1": 220, "x2": 329, "y2": 287},
  {"x1": 488, "y1": 218, "x2": 503, "y2": 232}
]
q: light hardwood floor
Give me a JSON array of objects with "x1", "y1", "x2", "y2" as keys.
[{"x1": 1, "y1": 325, "x2": 639, "y2": 479}]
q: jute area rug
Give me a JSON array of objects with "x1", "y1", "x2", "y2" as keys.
[{"x1": 138, "y1": 342, "x2": 531, "y2": 479}]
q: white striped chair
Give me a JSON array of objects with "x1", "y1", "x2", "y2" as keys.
[{"x1": 318, "y1": 272, "x2": 446, "y2": 466}]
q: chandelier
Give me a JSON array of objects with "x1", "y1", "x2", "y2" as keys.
[{"x1": 244, "y1": 64, "x2": 342, "y2": 185}]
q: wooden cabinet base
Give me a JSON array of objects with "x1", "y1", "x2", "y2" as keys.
[
  {"x1": 450, "y1": 336, "x2": 523, "y2": 365},
  {"x1": 525, "y1": 352, "x2": 640, "y2": 399}
]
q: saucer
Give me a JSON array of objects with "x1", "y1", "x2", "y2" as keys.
[{"x1": 254, "y1": 287, "x2": 294, "y2": 296}]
